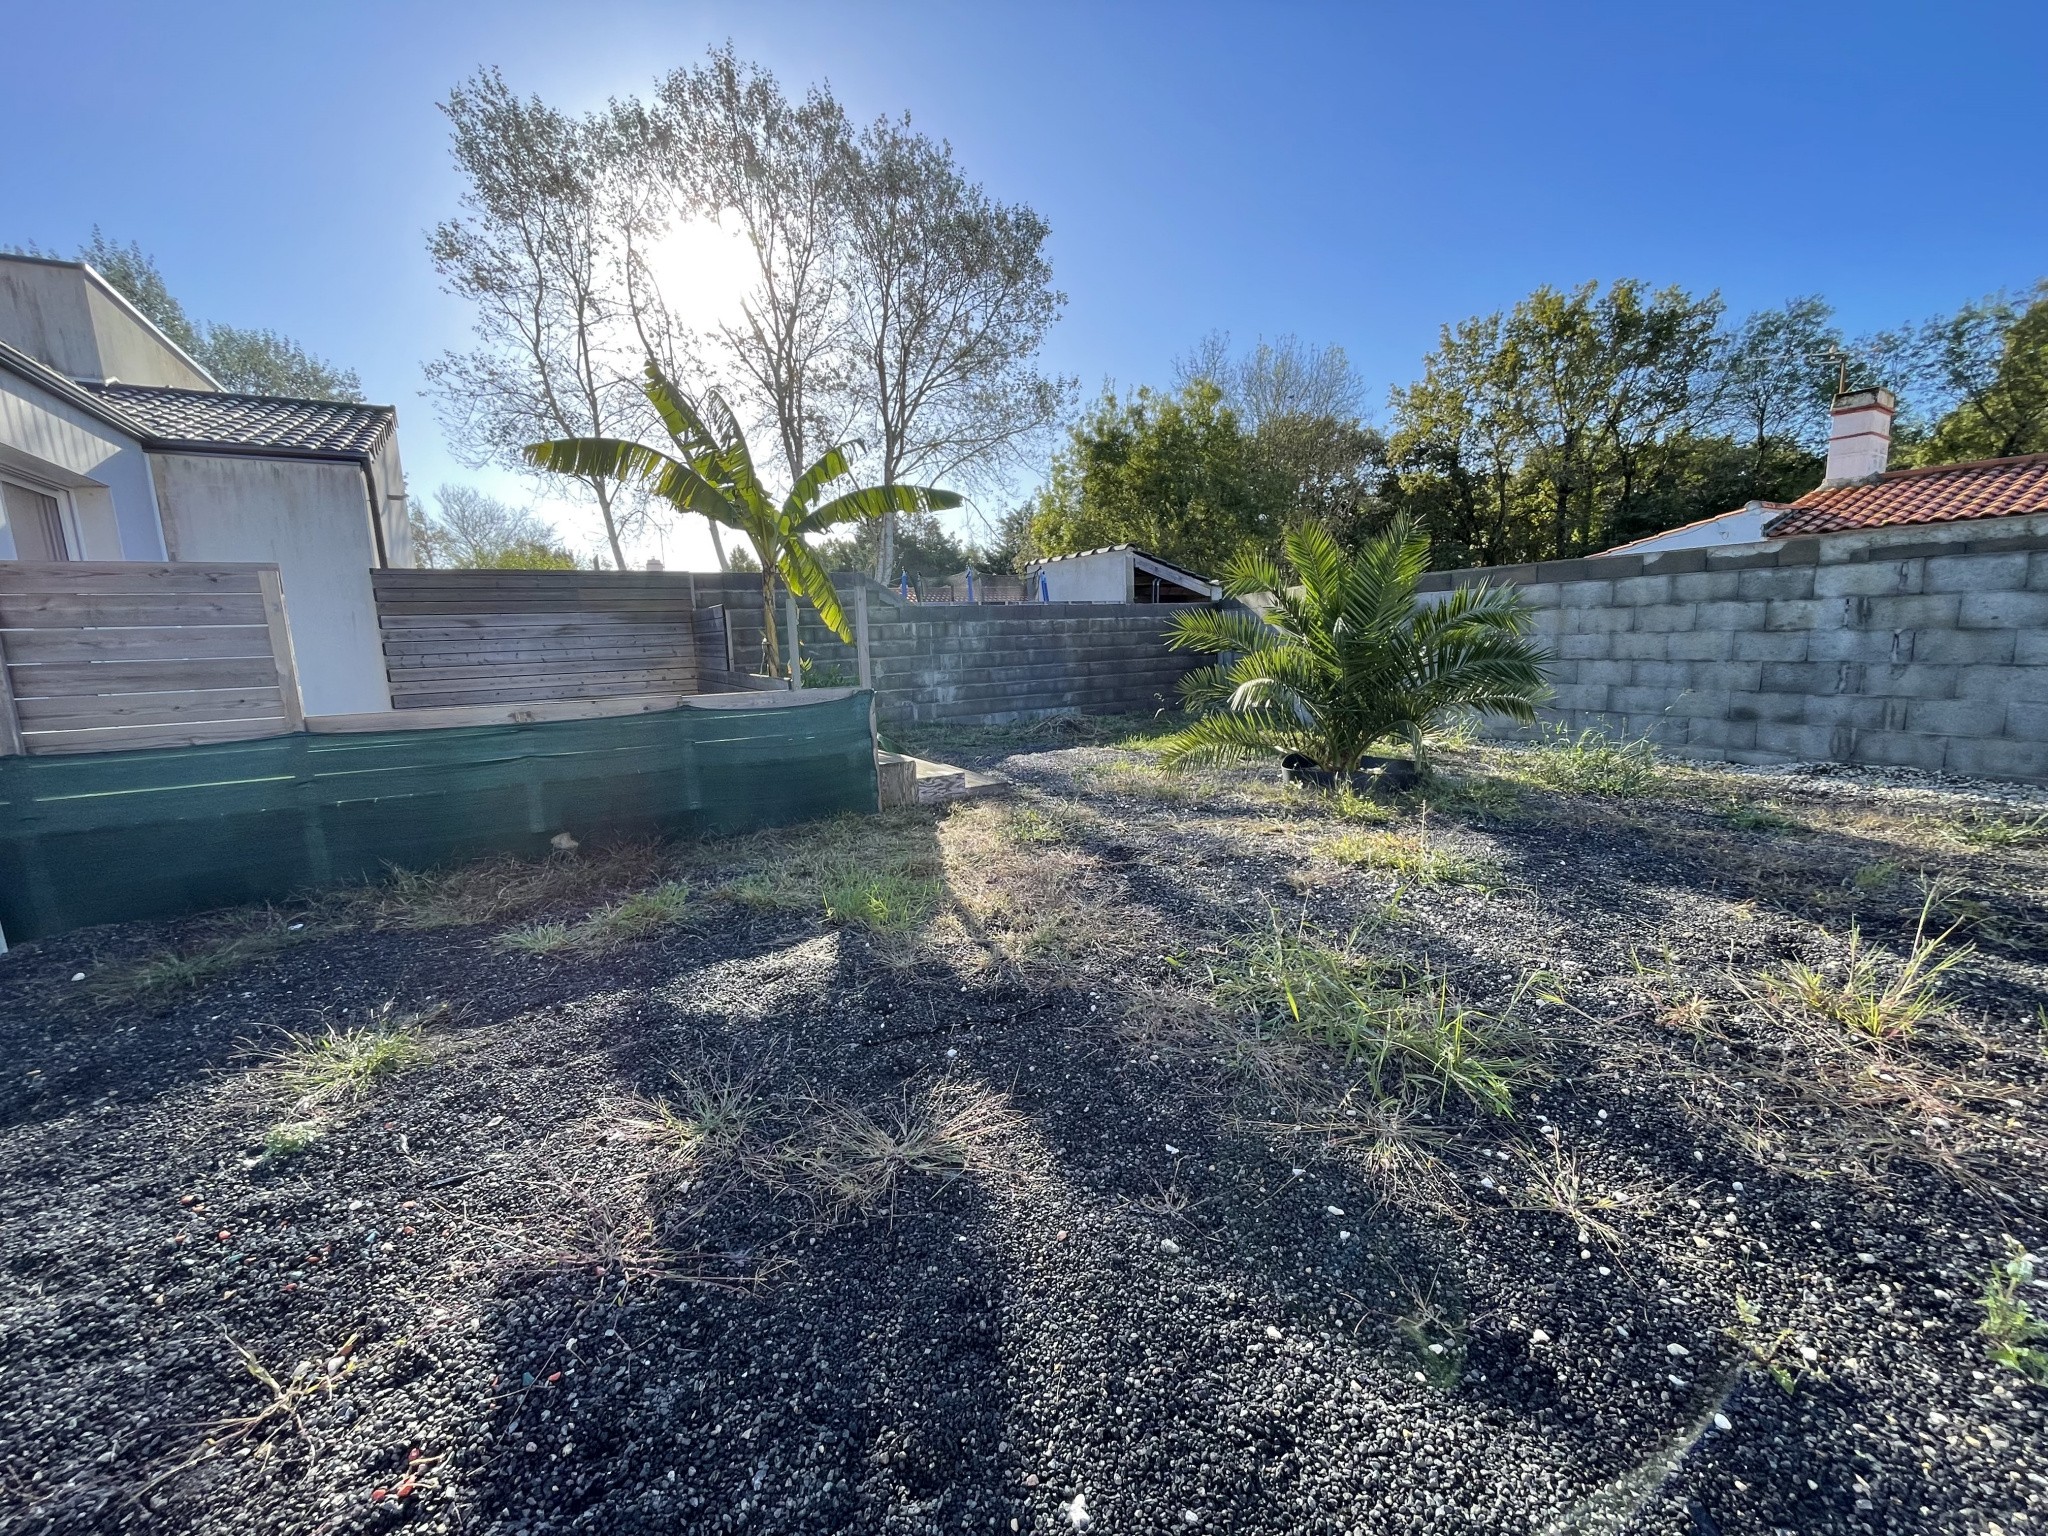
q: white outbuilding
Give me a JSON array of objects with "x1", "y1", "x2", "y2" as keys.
[{"x1": 1026, "y1": 545, "x2": 1218, "y2": 604}]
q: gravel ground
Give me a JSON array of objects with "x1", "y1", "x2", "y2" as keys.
[{"x1": 2, "y1": 734, "x2": 2044, "y2": 1536}]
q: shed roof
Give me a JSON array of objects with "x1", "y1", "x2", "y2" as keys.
[
  {"x1": 1764, "y1": 454, "x2": 2048, "y2": 537},
  {"x1": 1028, "y1": 544, "x2": 1217, "y2": 590}
]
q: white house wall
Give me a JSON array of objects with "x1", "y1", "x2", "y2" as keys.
[
  {"x1": 150, "y1": 453, "x2": 392, "y2": 715},
  {"x1": 0, "y1": 368, "x2": 166, "y2": 559},
  {"x1": 80, "y1": 282, "x2": 216, "y2": 390},
  {"x1": 369, "y1": 431, "x2": 414, "y2": 567}
]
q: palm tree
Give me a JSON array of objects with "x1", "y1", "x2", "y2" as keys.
[
  {"x1": 527, "y1": 362, "x2": 960, "y2": 675},
  {"x1": 1158, "y1": 519, "x2": 1550, "y2": 778}
]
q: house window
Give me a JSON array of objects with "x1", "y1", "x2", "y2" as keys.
[{"x1": 0, "y1": 477, "x2": 71, "y2": 561}]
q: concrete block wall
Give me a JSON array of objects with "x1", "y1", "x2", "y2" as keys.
[
  {"x1": 687, "y1": 572, "x2": 1205, "y2": 728},
  {"x1": 1416, "y1": 512, "x2": 2048, "y2": 783}
]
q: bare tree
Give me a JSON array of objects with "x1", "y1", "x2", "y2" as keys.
[
  {"x1": 840, "y1": 116, "x2": 1072, "y2": 582},
  {"x1": 1175, "y1": 332, "x2": 1364, "y2": 430},
  {"x1": 644, "y1": 48, "x2": 856, "y2": 498},
  {"x1": 425, "y1": 69, "x2": 650, "y2": 569}
]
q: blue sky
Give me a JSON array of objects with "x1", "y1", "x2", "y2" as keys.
[{"x1": 5, "y1": 1, "x2": 2044, "y2": 564}]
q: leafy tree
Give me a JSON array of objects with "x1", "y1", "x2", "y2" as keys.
[
  {"x1": 413, "y1": 485, "x2": 577, "y2": 569},
  {"x1": 813, "y1": 508, "x2": 971, "y2": 580},
  {"x1": 1713, "y1": 297, "x2": 1842, "y2": 496},
  {"x1": 1158, "y1": 520, "x2": 1549, "y2": 775},
  {"x1": 841, "y1": 114, "x2": 1072, "y2": 581},
  {"x1": 73, "y1": 230, "x2": 363, "y2": 400},
  {"x1": 427, "y1": 70, "x2": 659, "y2": 570},
  {"x1": 1024, "y1": 381, "x2": 1289, "y2": 580},
  {"x1": 643, "y1": 47, "x2": 856, "y2": 494},
  {"x1": 1177, "y1": 333, "x2": 1386, "y2": 542},
  {"x1": 529, "y1": 361, "x2": 958, "y2": 674},
  {"x1": 1869, "y1": 282, "x2": 2048, "y2": 465}
]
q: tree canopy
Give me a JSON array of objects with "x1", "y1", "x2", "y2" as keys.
[
  {"x1": 412, "y1": 485, "x2": 578, "y2": 569},
  {"x1": 74, "y1": 231, "x2": 364, "y2": 400}
]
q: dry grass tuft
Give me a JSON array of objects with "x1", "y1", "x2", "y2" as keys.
[
  {"x1": 91, "y1": 912, "x2": 319, "y2": 1003},
  {"x1": 370, "y1": 843, "x2": 665, "y2": 930},
  {"x1": 1320, "y1": 813, "x2": 1494, "y2": 887},
  {"x1": 777, "y1": 1079, "x2": 1022, "y2": 1219},
  {"x1": 620, "y1": 1072, "x2": 763, "y2": 1174},
  {"x1": 720, "y1": 811, "x2": 944, "y2": 937}
]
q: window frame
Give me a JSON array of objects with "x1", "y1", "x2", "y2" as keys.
[{"x1": 0, "y1": 471, "x2": 78, "y2": 562}]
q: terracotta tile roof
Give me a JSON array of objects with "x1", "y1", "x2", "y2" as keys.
[
  {"x1": 76, "y1": 382, "x2": 393, "y2": 458},
  {"x1": 1764, "y1": 453, "x2": 2048, "y2": 537}
]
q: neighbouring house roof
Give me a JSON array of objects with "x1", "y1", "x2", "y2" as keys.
[
  {"x1": 1596, "y1": 502, "x2": 1795, "y2": 557},
  {"x1": 1764, "y1": 454, "x2": 2048, "y2": 538},
  {"x1": 0, "y1": 339, "x2": 394, "y2": 465},
  {"x1": 76, "y1": 381, "x2": 394, "y2": 459}
]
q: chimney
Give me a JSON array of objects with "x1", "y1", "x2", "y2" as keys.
[{"x1": 1824, "y1": 387, "x2": 1895, "y2": 485}]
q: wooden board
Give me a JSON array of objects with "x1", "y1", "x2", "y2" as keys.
[{"x1": 0, "y1": 561, "x2": 303, "y2": 755}]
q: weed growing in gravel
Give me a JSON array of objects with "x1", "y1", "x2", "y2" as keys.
[
  {"x1": 1758, "y1": 889, "x2": 1969, "y2": 1040},
  {"x1": 1979, "y1": 1240, "x2": 2048, "y2": 1384},
  {"x1": 1511, "y1": 725, "x2": 1665, "y2": 797},
  {"x1": 1214, "y1": 911, "x2": 1534, "y2": 1113},
  {"x1": 1955, "y1": 812, "x2": 2048, "y2": 849},
  {"x1": 1720, "y1": 803, "x2": 1797, "y2": 834},
  {"x1": 622, "y1": 1073, "x2": 762, "y2": 1172},
  {"x1": 372, "y1": 843, "x2": 663, "y2": 929},
  {"x1": 91, "y1": 915, "x2": 313, "y2": 1003},
  {"x1": 779, "y1": 1079, "x2": 1021, "y2": 1219},
  {"x1": 1850, "y1": 859, "x2": 1902, "y2": 896},
  {"x1": 140, "y1": 1334, "x2": 361, "y2": 1495},
  {"x1": 819, "y1": 863, "x2": 943, "y2": 933},
  {"x1": 496, "y1": 881, "x2": 690, "y2": 955},
  {"x1": 1414, "y1": 774, "x2": 1523, "y2": 823},
  {"x1": 1724, "y1": 1297, "x2": 1814, "y2": 1394},
  {"x1": 1095, "y1": 757, "x2": 1194, "y2": 803},
  {"x1": 1321, "y1": 814, "x2": 1493, "y2": 887},
  {"x1": 273, "y1": 1005, "x2": 437, "y2": 1109},
  {"x1": 1330, "y1": 787, "x2": 1396, "y2": 825},
  {"x1": 1512, "y1": 1141, "x2": 1666, "y2": 1253},
  {"x1": 261, "y1": 1122, "x2": 323, "y2": 1161}
]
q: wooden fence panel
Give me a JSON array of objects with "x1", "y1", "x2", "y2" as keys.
[
  {"x1": 0, "y1": 562, "x2": 302, "y2": 756},
  {"x1": 373, "y1": 570, "x2": 701, "y2": 709}
]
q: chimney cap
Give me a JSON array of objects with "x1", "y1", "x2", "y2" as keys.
[{"x1": 1832, "y1": 386, "x2": 1896, "y2": 414}]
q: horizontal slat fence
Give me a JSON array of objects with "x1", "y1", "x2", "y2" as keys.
[
  {"x1": 373, "y1": 570, "x2": 700, "y2": 709},
  {"x1": 0, "y1": 562, "x2": 302, "y2": 755}
]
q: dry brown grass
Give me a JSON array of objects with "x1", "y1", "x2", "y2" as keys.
[
  {"x1": 366, "y1": 843, "x2": 667, "y2": 930},
  {"x1": 926, "y1": 801, "x2": 1162, "y2": 979},
  {"x1": 774, "y1": 1078, "x2": 1023, "y2": 1220}
]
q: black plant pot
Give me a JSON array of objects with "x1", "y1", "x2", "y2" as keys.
[{"x1": 1280, "y1": 752, "x2": 1420, "y2": 793}]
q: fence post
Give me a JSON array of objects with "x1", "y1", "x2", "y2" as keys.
[
  {"x1": 0, "y1": 627, "x2": 21, "y2": 757},
  {"x1": 854, "y1": 583, "x2": 872, "y2": 690},
  {"x1": 256, "y1": 567, "x2": 306, "y2": 731},
  {"x1": 785, "y1": 590, "x2": 803, "y2": 689}
]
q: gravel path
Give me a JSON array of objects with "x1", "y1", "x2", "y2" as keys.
[{"x1": 2, "y1": 740, "x2": 2043, "y2": 1536}]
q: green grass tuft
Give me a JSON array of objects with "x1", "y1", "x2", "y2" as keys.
[
  {"x1": 1512, "y1": 725, "x2": 1665, "y2": 797},
  {"x1": 496, "y1": 881, "x2": 691, "y2": 956},
  {"x1": 820, "y1": 863, "x2": 942, "y2": 934},
  {"x1": 273, "y1": 1008, "x2": 435, "y2": 1109},
  {"x1": 1213, "y1": 910, "x2": 1534, "y2": 1114},
  {"x1": 1759, "y1": 889, "x2": 1969, "y2": 1040}
]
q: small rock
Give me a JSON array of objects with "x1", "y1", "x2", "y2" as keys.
[
  {"x1": 1324, "y1": 1205, "x2": 1345, "y2": 1217},
  {"x1": 70, "y1": 972, "x2": 86, "y2": 983},
  {"x1": 1530, "y1": 1329, "x2": 1551, "y2": 1344},
  {"x1": 1667, "y1": 1343, "x2": 1690, "y2": 1357},
  {"x1": 1159, "y1": 1239, "x2": 1181, "y2": 1255},
  {"x1": 1063, "y1": 1492, "x2": 1092, "y2": 1531},
  {"x1": 1713, "y1": 1413, "x2": 1732, "y2": 1432},
  {"x1": 1265, "y1": 1325, "x2": 1283, "y2": 1341}
]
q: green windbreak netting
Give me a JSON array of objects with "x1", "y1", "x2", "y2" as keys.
[{"x1": 0, "y1": 691, "x2": 877, "y2": 943}]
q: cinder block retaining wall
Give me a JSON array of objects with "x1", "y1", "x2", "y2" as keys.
[
  {"x1": 688, "y1": 573, "x2": 1203, "y2": 727},
  {"x1": 1415, "y1": 512, "x2": 2048, "y2": 783}
]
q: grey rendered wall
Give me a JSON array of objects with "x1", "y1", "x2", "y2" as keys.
[
  {"x1": 689, "y1": 573, "x2": 1204, "y2": 727},
  {"x1": 1416, "y1": 512, "x2": 2048, "y2": 783},
  {"x1": 151, "y1": 454, "x2": 392, "y2": 716}
]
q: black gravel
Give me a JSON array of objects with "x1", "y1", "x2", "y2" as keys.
[{"x1": 2, "y1": 742, "x2": 2044, "y2": 1536}]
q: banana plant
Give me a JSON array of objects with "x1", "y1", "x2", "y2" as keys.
[{"x1": 527, "y1": 362, "x2": 960, "y2": 676}]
